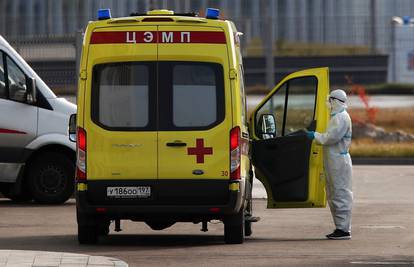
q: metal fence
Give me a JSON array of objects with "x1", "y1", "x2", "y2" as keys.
[{"x1": 2, "y1": 0, "x2": 414, "y2": 55}]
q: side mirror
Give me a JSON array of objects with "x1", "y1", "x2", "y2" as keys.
[
  {"x1": 69, "y1": 114, "x2": 77, "y2": 142},
  {"x1": 26, "y1": 77, "x2": 37, "y2": 104},
  {"x1": 258, "y1": 114, "x2": 277, "y2": 139}
]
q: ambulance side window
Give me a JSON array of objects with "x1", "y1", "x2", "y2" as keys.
[
  {"x1": 255, "y1": 83, "x2": 287, "y2": 138},
  {"x1": 0, "y1": 53, "x2": 5, "y2": 98}
]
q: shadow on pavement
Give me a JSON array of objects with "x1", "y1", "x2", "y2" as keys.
[
  {"x1": 0, "y1": 199, "x2": 75, "y2": 207},
  {"x1": 0, "y1": 234, "x2": 332, "y2": 254}
]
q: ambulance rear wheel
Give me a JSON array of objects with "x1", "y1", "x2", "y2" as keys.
[
  {"x1": 224, "y1": 208, "x2": 245, "y2": 244},
  {"x1": 244, "y1": 217, "x2": 252, "y2": 237},
  {"x1": 78, "y1": 225, "x2": 98, "y2": 244},
  {"x1": 98, "y1": 220, "x2": 110, "y2": 236},
  {"x1": 77, "y1": 210, "x2": 99, "y2": 244}
]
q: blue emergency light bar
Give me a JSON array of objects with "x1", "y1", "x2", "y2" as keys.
[
  {"x1": 206, "y1": 8, "x2": 220, "y2": 19},
  {"x1": 98, "y1": 9, "x2": 111, "y2": 20}
]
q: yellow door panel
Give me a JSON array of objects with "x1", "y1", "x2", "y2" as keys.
[
  {"x1": 250, "y1": 67, "x2": 329, "y2": 208},
  {"x1": 86, "y1": 128, "x2": 158, "y2": 180},
  {"x1": 156, "y1": 26, "x2": 232, "y2": 180},
  {"x1": 157, "y1": 25, "x2": 228, "y2": 63},
  {"x1": 84, "y1": 26, "x2": 158, "y2": 181},
  {"x1": 158, "y1": 127, "x2": 230, "y2": 180}
]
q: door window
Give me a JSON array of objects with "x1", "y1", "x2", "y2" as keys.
[
  {"x1": 255, "y1": 76, "x2": 317, "y2": 139},
  {"x1": 0, "y1": 53, "x2": 5, "y2": 98},
  {"x1": 158, "y1": 62, "x2": 225, "y2": 131},
  {"x1": 91, "y1": 63, "x2": 155, "y2": 130},
  {"x1": 6, "y1": 55, "x2": 27, "y2": 102},
  {"x1": 284, "y1": 77, "x2": 317, "y2": 135},
  {"x1": 172, "y1": 64, "x2": 217, "y2": 127},
  {"x1": 255, "y1": 83, "x2": 287, "y2": 138}
]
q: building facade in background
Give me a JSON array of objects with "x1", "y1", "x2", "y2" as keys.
[{"x1": 1, "y1": 0, "x2": 414, "y2": 54}]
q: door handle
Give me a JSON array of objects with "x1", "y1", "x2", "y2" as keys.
[{"x1": 166, "y1": 141, "x2": 187, "y2": 147}]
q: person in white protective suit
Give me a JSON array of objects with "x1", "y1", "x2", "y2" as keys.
[{"x1": 305, "y1": 89, "x2": 353, "y2": 240}]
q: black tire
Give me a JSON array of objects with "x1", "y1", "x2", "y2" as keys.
[
  {"x1": 77, "y1": 210, "x2": 99, "y2": 244},
  {"x1": 244, "y1": 221, "x2": 252, "y2": 237},
  {"x1": 27, "y1": 152, "x2": 75, "y2": 204},
  {"x1": 244, "y1": 180, "x2": 253, "y2": 237},
  {"x1": 224, "y1": 207, "x2": 245, "y2": 244},
  {"x1": 78, "y1": 224, "x2": 98, "y2": 244},
  {"x1": 98, "y1": 220, "x2": 110, "y2": 236}
]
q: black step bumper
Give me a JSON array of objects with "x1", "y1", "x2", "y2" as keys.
[{"x1": 76, "y1": 179, "x2": 244, "y2": 222}]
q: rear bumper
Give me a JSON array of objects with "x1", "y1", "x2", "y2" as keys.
[{"x1": 76, "y1": 179, "x2": 244, "y2": 221}]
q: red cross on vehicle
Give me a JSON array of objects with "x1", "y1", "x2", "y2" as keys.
[{"x1": 187, "y1": 138, "x2": 213, "y2": 164}]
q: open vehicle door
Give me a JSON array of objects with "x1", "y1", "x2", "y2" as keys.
[{"x1": 250, "y1": 67, "x2": 330, "y2": 208}]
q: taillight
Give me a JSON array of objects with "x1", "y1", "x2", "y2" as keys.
[
  {"x1": 230, "y1": 126, "x2": 241, "y2": 180},
  {"x1": 76, "y1": 127, "x2": 86, "y2": 181}
]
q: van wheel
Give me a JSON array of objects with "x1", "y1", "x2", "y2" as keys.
[
  {"x1": 98, "y1": 220, "x2": 111, "y2": 236},
  {"x1": 244, "y1": 181, "x2": 253, "y2": 237},
  {"x1": 224, "y1": 207, "x2": 245, "y2": 244},
  {"x1": 78, "y1": 224, "x2": 98, "y2": 244},
  {"x1": 77, "y1": 211, "x2": 99, "y2": 244},
  {"x1": 27, "y1": 152, "x2": 74, "y2": 204},
  {"x1": 244, "y1": 220, "x2": 252, "y2": 237}
]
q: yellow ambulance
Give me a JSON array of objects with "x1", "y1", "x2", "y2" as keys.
[{"x1": 70, "y1": 8, "x2": 330, "y2": 244}]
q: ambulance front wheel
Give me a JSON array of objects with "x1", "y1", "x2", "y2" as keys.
[{"x1": 224, "y1": 207, "x2": 245, "y2": 244}]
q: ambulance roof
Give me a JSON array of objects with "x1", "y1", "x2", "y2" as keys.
[{"x1": 87, "y1": 9, "x2": 232, "y2": 30}]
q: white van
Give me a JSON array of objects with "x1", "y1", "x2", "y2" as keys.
[{"x1": 0, "y1": 35, "x2": 76, "y2": 204}]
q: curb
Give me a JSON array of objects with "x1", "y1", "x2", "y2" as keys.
[
  {"x1": 352, "y1": 157, "x2": 414, "y2": 165},
  {"x1": 0, "y1": 250, "x2": 128, "y2": 267}
]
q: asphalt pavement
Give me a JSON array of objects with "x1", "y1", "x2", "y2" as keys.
[{"x1": 0, "y1": 165, "x2": 413, "y2": 267}]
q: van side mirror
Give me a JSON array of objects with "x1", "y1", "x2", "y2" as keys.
[
  {"x1": 69, "y1": 114, "x2": 77, "y2": 142},
  {"x1": 258, "y1": 114, "x2": 277, "y2": 139},
  {"x1": 26, "y1": 77, "x2": 37, "y2": 104}
]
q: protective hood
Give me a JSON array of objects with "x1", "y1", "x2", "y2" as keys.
[{"x1": 331, "y1": 98, "x2": 347, "y2": 115}]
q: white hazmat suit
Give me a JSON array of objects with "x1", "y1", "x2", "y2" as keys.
[{"x1": 314, "y1": 89, "x2": 353, "y2": 234}]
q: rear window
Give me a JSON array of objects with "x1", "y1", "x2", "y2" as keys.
[
  {"x1": 91, "y1": 62, "x2": 156, "y2": 131},
  {"x1": 173, "y1": 65, "x2": 218, "y2": 127},
  {"x1": 91, "y1": 61, "x2": 224, "y2": 131}
]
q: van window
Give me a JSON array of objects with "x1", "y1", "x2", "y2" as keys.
[
  {"x1": 0, "y1": 53, "x2": 5, "y2": 98},
  {"x1": 284, "y1": 77, "x2": 317, "y2": 135},
  {"x1": 172, "y1": 65, "x2": 217, "y2": 127},
  {"x1": 91, "y1": 62, "x2": 223, "y2": 131},
  {"x1": 6, "y1": 56, "x2": 27, "y2": 102},
  {"x1": 91, "y1": 63, "x2": 155, "y2": 130},
  {"x1": 256, "y1": 83, "x2": 287, "y2": 138},
  {"x1": 255, "y1": 76, "x2": 317, "y2": 138},
  {"x1": 158, "y1": 62, "x2": 225, "y2": 131}
]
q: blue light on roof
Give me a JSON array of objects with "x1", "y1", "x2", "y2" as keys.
[
  {"x1": 206, "y1": 8, "x2": 220, "y2": 19},
  {"x1": 98, "y1": 9, "x2": 111, "y2": 20},
  {"x1": 403, "y1": 16, "x2": 411, "y2": 25}
]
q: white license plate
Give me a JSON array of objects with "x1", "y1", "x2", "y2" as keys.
[{"x1": 107, "y1": 186, "x2": 151, "y2": 198}]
